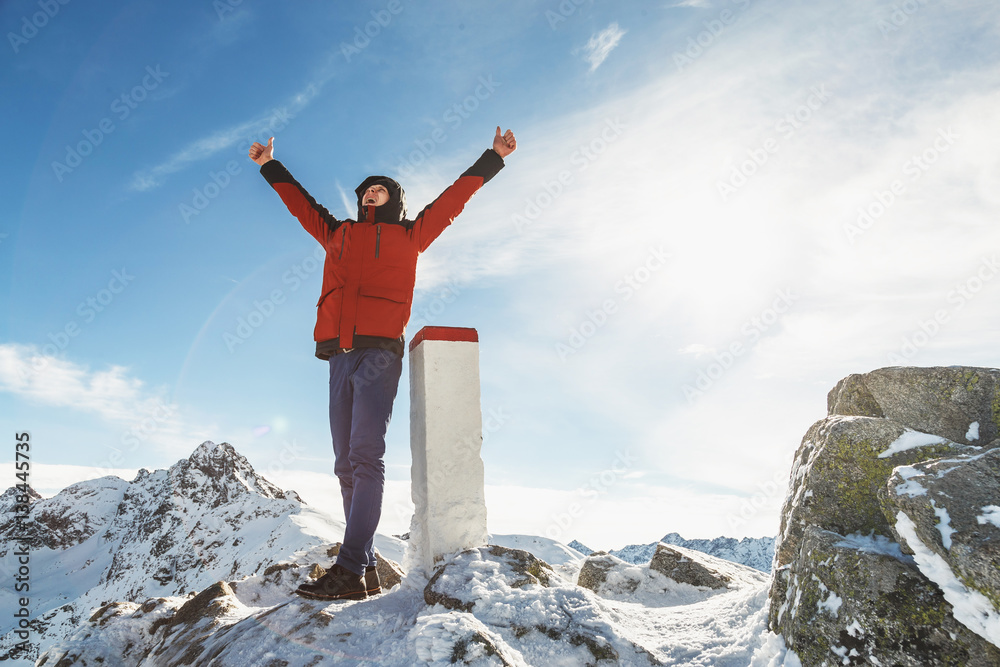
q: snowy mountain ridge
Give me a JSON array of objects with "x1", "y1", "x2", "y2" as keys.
[
  {"x1": 608, "y1": 532, "x2": 776, "y2": 572},
  {"x1": 0, "y1": 440, "x2": 794, "y2": 665},
  {"x1": 0, "y1": 441, "x2": 405, "y2": 664}
]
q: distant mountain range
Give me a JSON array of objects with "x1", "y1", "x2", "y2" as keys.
[{"x1": 570, "y1": 533, "x2": 775, "y2": 573}]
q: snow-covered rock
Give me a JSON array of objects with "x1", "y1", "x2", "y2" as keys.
[
  {"x1": 882, "y1": 446, "x2": 1000, "y2": 645},
  {"x1": 649, "y1": 543, "x2": 733, "y2": 590},
  {"x1": 772, "y1": 415, "x2": 977, "y2": 572},
  {"x1": 38, "y1": 538, "x2": 780, "y2": 666},
  {"x1": 422, "y1": 545, "x2": 658, "y2": 665},
  {"x1": 770, "y1": 366, "x2": 1000, "y2": 665},
  {"x1": 772, "y1": 525, "x2": 999, "y2": 665},
  {"x1": 576, "y1": 546, "x2": 766, "y2": 607}
]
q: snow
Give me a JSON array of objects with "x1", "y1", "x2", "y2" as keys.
[
  {"x1": 811, "y1": 575, "x2": 843, "y2": 618},
  {"x1": 489, "y1": 533, "x2": 587, "y2": 565},
  {"x1": 977, "y1": 505, "x2": 1000, "y2": 529},
  {"x1": 819, "y1": 590, "x2": 843, "y2": 618},
  {"x1": 834, "y1": 532, "x2": 914, "y2": 565},
  {"x1": 748, "y1": 632, "x2": 803, "y2": 667},
  {"x1": 894, "y1": 511, "x2": 1000, "y2": 647},
  {"x1": 891, "y1": 465, "x2": 928, "y2": 497},
  {"x1": 878, "y1": 428, "x2": 949, "y2": 458},
  {"x1": 930, "y1": 500, "x2": 955, "y2": 550},
  {"x1": 966, "y1": 421, "x2": 980, "y2": 441}
]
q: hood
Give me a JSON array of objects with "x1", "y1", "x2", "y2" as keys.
[{"x1": 355, "y1": 175, "x2": 407, "y2": 223}]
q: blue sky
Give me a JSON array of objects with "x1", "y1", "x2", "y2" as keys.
[{"x1": 2, "y1": 0, "x2": 999, "y2": 551}]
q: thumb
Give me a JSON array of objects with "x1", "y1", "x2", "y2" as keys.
[
  {"x1": 495, "y1": 126, "x2": 501, "y2": 138},
  {"x1": 267, "y1": 137, "x2": 274, "y2": 149}
]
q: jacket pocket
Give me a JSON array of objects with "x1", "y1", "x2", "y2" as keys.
[
  {"x1": 358, "y1": 284, "x2": 409, "y2": 303},
  {"x1": 316, "y1": 287, "x2": 342, "y2": 307},
  {"x1": 357, "y1": 284, "x2": 411, "y2": 337}
]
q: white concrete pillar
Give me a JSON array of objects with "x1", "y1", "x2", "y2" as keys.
[{"x1": 407, "y1": 326, "x2": 488, "y2": 574}]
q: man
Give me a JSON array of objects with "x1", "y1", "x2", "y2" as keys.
[{"x1": 249, "y1": 126, "x2": 517, "y2": 600}]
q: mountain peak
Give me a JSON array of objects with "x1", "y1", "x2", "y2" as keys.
[
  {"x1": 169, "y1": 441, "x2": 286, "y2": 503},
  {"x1": 188, "y1": 440, "x2": 243, "y2": 470}
]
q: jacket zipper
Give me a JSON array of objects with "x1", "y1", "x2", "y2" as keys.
[
  {"x1": 339, "y1": 227, "x2": 346, "y2": 259},
  {"x1": 375, "y1": 225, "x2": 381, "y2": 258}
]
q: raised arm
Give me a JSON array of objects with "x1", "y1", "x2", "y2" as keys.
[
  {"x1": 250, "y1": 136, "x2": 342, "y2": 244},
  {"x1": 412, "y1": 127, "x2": 517, "y2": 251}
]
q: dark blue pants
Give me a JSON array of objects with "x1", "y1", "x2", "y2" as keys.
[{"x1": 328, "y1": 347, "x2": 402, "y2": 576}]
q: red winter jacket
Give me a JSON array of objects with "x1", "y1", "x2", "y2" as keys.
[{"x1": 260, "y1": 149, "x2": 504, "y2": 359}]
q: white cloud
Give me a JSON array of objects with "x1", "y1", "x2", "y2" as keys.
[
  {"x1": 129, "y1": 74, "x2": 326, "y2": 191},
  {"x1": 582, "y1": 22, "x2": 627, "y2": 72},
  {"x1": 0, "y1": 344, "x2": 215, "y2": 460}
]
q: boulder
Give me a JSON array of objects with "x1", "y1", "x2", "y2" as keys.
[
  {"x1": 828, "y1": 366, "x2": 1000, "y2": 445},
  {"x1": 425, "y1": 545, "x2": 555, "y2": 612},
  {"x1": 771, "y1": 366, "x2": 1000, "y2": 665},
  {"x1": 423, "y1": 545, "x2": 658, "y2": 665},
  {"x1": 771, "y1": 525, "x2": 1000, "y2": 665},
  {"x1": 773, "y1": 414, "x2": 976, "y2": 570},
  {"x1": 882, "y1": 446, "x2": 1000, "y2": 615},
  {"x1": 576, "y1": 544, "x2": 765, "y2": 609},
  {"x1": 576, "y1": 552, "x2": 631, "y2": 593},
  {"x1": 410, "y1": 611, "x2": 523, "y2": 666},
  {"x1": 648, "y1": 543, "x2": 730, "y2": 590}
]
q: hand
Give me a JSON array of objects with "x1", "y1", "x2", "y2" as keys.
[
  {"x1": 249, "y1": 136, "x2": 274, "y2": 166},
  {"x1": 493, "y1": 126, "x2": 517, "y2": 158}
]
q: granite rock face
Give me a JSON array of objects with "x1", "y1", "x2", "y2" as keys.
[
  {"x1": 882, "y1": 447, "x2": 1000, "y2": 621},
  {"x1": 827, "y1": 366, "x2": 1000, "y2": 445},
  {"x1": 773, "y1": 415, "x2": 977, "y2": 571},
  {"x1": 771, "y1": 526, "x2": 999, "y2": 666},
  {"x1": 770, "y1": 366, "x2": 1000, "y2": 665}
]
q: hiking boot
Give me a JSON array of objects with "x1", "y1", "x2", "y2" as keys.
[
  {"x1": 295, "y1": 563, "x2": 366, "y2": 601},
  {"x1": 365, "y1": 566, "x2": 381, "y2": 596}
]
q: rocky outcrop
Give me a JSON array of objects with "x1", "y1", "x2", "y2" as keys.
[
  {"x1": 770, "y1": 366, "x2": 1000, "y2": 665},
  {"x1": 649, "y1": 543, "x2": 730, "y2": 590},
  {"x1": 421, "y1": 545, "x2": 658, "y2": 665},
  {"x1": 576, "y1": 552, "x2": 627, "y2": 593},
  {"x1": 575, "y1": 544, "x2": 766, "y2": 606},
  {"x1": 773, "y1": 526, "x2": 996, "y2": 666},
  {"x1": 827, "y1": 366, "x2": 1000, "y2": 445},
  {"x1": 773, "y1": 415, "x2": 978, "y2": 570},
  {"x1": 882, "y1": 447, "x2": 1000, "y2": 639}
]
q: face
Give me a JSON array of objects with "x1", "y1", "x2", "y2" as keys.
[{"x1": 363, "y1": 184, "x2": 389, "y2": 207}]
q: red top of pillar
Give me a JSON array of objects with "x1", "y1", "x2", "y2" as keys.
[{"x1": 409, "y1": 326, "x2": 479, "y2": 351}]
